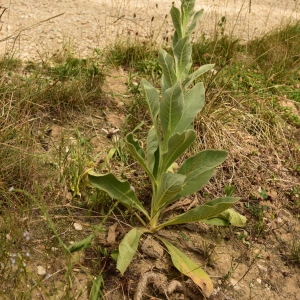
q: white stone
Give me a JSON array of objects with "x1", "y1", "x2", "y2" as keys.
[
  {"x1": 37, "y1": 265, "x2": 47, "y2": 276},
  {"x1": 258, "y1": 264, "x2": 268, "y2": 272},
  {"x1": 74, "y1": 223, "x2": 83, "y2": 231}
]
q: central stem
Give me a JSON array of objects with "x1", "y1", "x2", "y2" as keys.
[{"x1": 149, "y1": 214, "x2": 159, "y2": 232}]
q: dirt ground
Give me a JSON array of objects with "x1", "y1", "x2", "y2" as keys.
[{"x1": 0, "y1": 0, "x2": 299, "y2": 60}]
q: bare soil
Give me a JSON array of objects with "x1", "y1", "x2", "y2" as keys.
[{"x1": 0, "y1": 0, "x2": 299, "y2": 60}]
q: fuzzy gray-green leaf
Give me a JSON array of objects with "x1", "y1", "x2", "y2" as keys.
[
  {"x1": 174, "y1": 82, "x2": 205, "y2": 133},
  {"x1": 174, "y1": 36, "x2": 192, "y2": 79},
  {"x1": 183, "y1": 64, "x2": 215, "y2": 88},
  {"x1": 160, "y1": 82, "x2": 183, "y2": 139},
  {"x1": 160, "y1": 197, "x2": 240, "y2": 228},
  {"x1": 171, "y1": 5, "x2": 182, "y2": 46},
  {"x1": 158, "y1": 49, "x2": 177, "y2": 93},
  {"x1": 186, "y1": 9, "x2": 203, "y2": 36},
  {"x1": 154, "y1": 173, "x2": 185, "y2": 212},
  {"x1": 217, "y1": 208, "x2": 247, "y2": 227},
  {"x1": 147, "y1": 126, "x2": 159, "y2": 174},
  {"x1": 159, "y1": 238, "x2": 213, "y2": 298},
  {"x1": 201, "y1": 218, "x2": 229, "y2": 226},
  {"x1": 201, "y1": 209, "x2": 247, "y2": 226},
  {"x1": 181, "y1": 0, "x2": 195, "y2": 17},
  {"x1": 88, "y1": 172, "x2": 149, "y2": 219},
  {"x1": 125, "y1": 133, "x2": 154, "y2": 182},
  {"x1": 141, "y1": 79, "x2": 159, "y2": 126},
  {"x1": 161, "y1": 130, "x2": 196, "y2": 172},
  {"x1": 176, "y1": 150, "x2": 228, "y2": 198},
  {"x1": 117, "y1": 228, "x2": 146, "y2": 275},
  {"x1": 181, "y1": 0, "x2": 195, "y2": 30}
]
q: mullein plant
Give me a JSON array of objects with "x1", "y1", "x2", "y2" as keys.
[{"x1": 73, "y1": 0, "x2": 246, "y2": 297}]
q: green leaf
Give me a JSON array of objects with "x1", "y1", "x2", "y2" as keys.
[
  {"x1": 177, "y1": 150, "x2": 228, "y2": 198},
  {"x1": 161, "y1": 130, "x2": 196, "y2": 172},
  {"x1": 159, "y1": 238, "x2": 213, "y2": 298},
  {"x1": 141, "y1": 79, "x2": 160, "y2": 126},
  {"x1": 171, "y1": 5, "x2": 182, "y2": 46},
  {"x1": 199, "y1": 209, "x2": 246, "y2": 227},
  {"x1": 181, "y1": 0, "x2": 195, "y2": 17},
  {"x1": 153, "y1": 147, "x2": 160, "y2": 179},
  {"x1": 89, "y1": 275, "x2": 104, "y2": 300},
  {"x1": 181, "y1": 0, "x2": 195, "y2": 31},
  {"x1": 183, "y1": 64, "x2": 215, "y2": 88},
  {"x1": 126, "y1": 133, "x2": 145, "y2": 160},
  {"x1": 117, "y1": 228, "x2": 146, "y2": 275},
  {"x1": 88, "y1": 172, "x2": 149, "y2": 219},
  {"x1": 110, "y1": 249, "x2": 119, "y2": 261},
  {"x1": 146, "y1": 126, "x2": 159, "y2": 174},
  {"x1": 181, "y1": 169, "x2": 216, "y2": 200},
  {"x1": 174, "y1": 82, "x2": 205, "y2": 133},
  {"x1": 174, "y1": 36, "x2": 192, "y2": 79},
  {"x1": 201, "y1": 217, "x2": 229, "y2": 226},
  {"x1": 158, "y1": 49, "x2": 177, "y2": 93},
  {"x1": 68, "y1": 235, "x2": 94, "y2": 253},
  {"x1": 173, "y1": 31, "x2": 179, "y2": 50},
  {"x1": 159, "y1": 197, "x2": 240, "y2": 228},
  {"x1": 217, "y1": 208, "x2": 247, "y2": 227},
  {"x1": 153, "y1": 173, "x2": 186, "y2": 213},
  {"x1": 186, "y1": 9, "x2": 203, "y2": 36},
  {"x1": 160, "y1": 82, "x2": 183, "y2": 140},
  {"x1": 125, "y1": 133, "x2": 154, "y2": 182}
]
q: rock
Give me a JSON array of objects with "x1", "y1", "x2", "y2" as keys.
[
  {"x1": 37, "y1": 265, "x2": 47, "y2": 276},
  {"x1": 230, "y1": 278, "x2": 241, "y2": 290},
  {"x1": 74, "y1": 222, "x2": 83, "y2": 231},
  {"x1": 141, "y1": 236, "x2": 164, "y2": 258}
]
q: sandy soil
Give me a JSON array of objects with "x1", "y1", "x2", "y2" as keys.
[{"x1": 0, "y1": 0, "x2": 299, "y2": 60}]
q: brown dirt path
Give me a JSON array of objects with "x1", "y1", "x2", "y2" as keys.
[{"x1": 0, "y1": 0, "x2": 299, "y2": 60}]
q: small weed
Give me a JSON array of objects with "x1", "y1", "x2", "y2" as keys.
[
  {"x1": 0, "y1": 57, "x2": 22, "y2": 70},
  {"x1": 47, "y1": 56, "x2": 102, "y2": 82},
  {"x1": 200, "y1": 240, "x2": 217, "y2": 266},
  {"x1": 244, "y1": 202, "x2": 268, "y2": 236},
  {"x1": 223, "y1": 257, "x2": 239, "y2": 280},
  {"x1": 259, "y1": 189, "x2": 268, "y2": 200},
  {"x1": 217, "y1": 16, "x2": 227, "y2": 36},
  {"x1": 136, "y1": 57, "x2": 162, "y2": 83},
  {"x1": 107, "y1": 43, "x2": 158, "y2": 72},
  {"x1": 287, "y1": 240, "x2": 300, "y2": 265},
  {"x1": 288, "y1": 187, "x2": 300, "y2": 209},
  {"x1": 193, "y1": 34, "x2": 240, "y2": 67},
  {"x1": 248, "y1": 22, "x2": 300, "y2": 84},
  {"x1": 57, "y1": 130, "x2": 94, "y2": 197},
  {"x1": 224, "y1": 184, "x2": 236, "y2": 197}
]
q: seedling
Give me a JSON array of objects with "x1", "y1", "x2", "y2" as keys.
[
  {"x1": 288, "y1": 240, "x2": 300, "y2": 265},
  {"x1": 72, "y1": 0, "x2": 246, "y2": 297}
]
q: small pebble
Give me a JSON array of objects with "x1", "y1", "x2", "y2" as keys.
[
  {"x1": 257, "y1": 264, "x2": 268, "y2": 272},
  {"x1": 37, "y1": 265, "x2": 47, "y2": 276},
  {"x1": 74, "y1": 223, "x2": 83, "y2": 231},
  {"x1": 141, "y1": 237, "x2": 164, "y2": 258}
]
